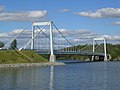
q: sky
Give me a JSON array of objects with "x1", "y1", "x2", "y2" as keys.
[{"x1": 0, "y1": 0, "x2": 120, "y2": 44}]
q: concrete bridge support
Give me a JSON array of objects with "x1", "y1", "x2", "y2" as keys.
[
  {"x1": 91, "y1": 55, "x2": 109, "y2": 61},
  {"x1": 92, "y1": 55, "x2": 104, "y2": 61},
  {"x1": 50, "y1": 55, "x2": 56, "y2": 62}
]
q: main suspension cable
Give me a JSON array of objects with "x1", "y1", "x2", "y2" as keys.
[
  {"x1": 52, "y1": 22, "x2": 74, "y2": 46},
  {"x1": 3, "y1": 24, "x2": 31, "y2": 49}
]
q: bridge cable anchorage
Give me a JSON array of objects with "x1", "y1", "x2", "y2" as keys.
[
  {"x1": 3, "y1": 24, "x2": 31, "y2": 49},
  {"x1": 19, "y1": 24, "x2": 48, "y2": 50}
]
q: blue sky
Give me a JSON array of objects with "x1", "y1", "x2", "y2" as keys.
[{"x1": 0, "y1": 0, "x2": 120, "y2": 39}]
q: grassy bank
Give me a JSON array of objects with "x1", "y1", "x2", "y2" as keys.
[{"x1": 0, "y1": 50, "x2": 47, "y2": 64}]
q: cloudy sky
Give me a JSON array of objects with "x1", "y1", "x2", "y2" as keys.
[{"x1": 0, "y1": 0, "x2": 120, "y2": 45}]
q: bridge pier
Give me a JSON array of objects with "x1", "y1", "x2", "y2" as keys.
[
  {"x1": 50, "y1": 55, "x2": 56, "y2": 62},
  {"x1": 104, "y1": 56, "x2": 108, "y2": 61},
  {"x1": 91, "y1": 55, "x2": 107, "y2": 61},
  {"x1": 91, "y1": 55, "x2": 94, "y2": 61}
]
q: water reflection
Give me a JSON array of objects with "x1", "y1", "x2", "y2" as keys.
[
  {"x1": 103, "y1": 62, "x2": 107, "y2": 90},
  {"x1": 0, "y1": 62, "x2": 120, "y2": 90},
  {"x1": 0, "y1": 67, "x2": 51, "y2": 90},
  {"x1": 50, "y1": 66, "x2": 54, "y2": 90}
]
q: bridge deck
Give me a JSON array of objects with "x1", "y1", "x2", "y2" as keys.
[{"x1": 36, "y1": 51, "x2": 105, "y2": 56}]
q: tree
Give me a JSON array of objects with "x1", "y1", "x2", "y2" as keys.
[
  {"x1": 10, "y1": 39, "x2": 17, "y2": 49},
  {"x1": 0, "y1": 42, "x2": 4, "y2": 48}
]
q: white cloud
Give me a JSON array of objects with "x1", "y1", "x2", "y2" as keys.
[
  {"x1": 0, "y1": 28, "x2": 120, "y2": 49},
  {"x1": 60, "y1": 9, "x2": 70, "y2": 12},
  {"x1": 75, "y1": 11, "x2": 101, "y2": 18},
  {"x1": 113, "y1": 22, "x2": 120, "y2": 26},
  {"x1": 75, "y1": 8, "x2": 120, "y2": 18},
  {"x1": 101, "y1": 35, "x2": 120, "y2": 40},
  {"x1": 64, "y1": 29, "x2": 97, "y2": 39},
  {"x1": 9, "y1": 29, "x2": 23, "y2": 34},
  {"x1": 3, "y1": 29, "x2": 119, "y2": 41},
  {"x1": 0, "y1": 10, "x2": 47, "y2": 21},
  {"x1": 0, "y1": 33, "x2": 8, "y2": 37}
]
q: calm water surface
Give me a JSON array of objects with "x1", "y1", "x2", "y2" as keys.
[{"x1": 0, "y1": 61, "x2": 120, "y2": 90}]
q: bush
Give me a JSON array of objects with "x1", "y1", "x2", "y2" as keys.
[{"x1": 0, "y1": 42, "x2": 4, "y2": 48}]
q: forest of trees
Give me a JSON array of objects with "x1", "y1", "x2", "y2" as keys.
[
  {"x1": 106, "y1": 44, "x2": 120, "y2": 60},
  {"x1": 56, "y1": 43, "x2": 120, "y2": 61}
]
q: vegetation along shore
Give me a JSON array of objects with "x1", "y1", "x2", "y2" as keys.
[{"x1": 0, "y1": 50, "x2": 65, "y2": 68}]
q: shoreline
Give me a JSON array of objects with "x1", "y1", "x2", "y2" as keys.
[{"x1": 0, "y1": 62, "x2": 65, "y2": 68}]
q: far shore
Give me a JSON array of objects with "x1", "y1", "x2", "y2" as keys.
[{"x1": 0, "y1": 62, "x2": 65, "y2": 68}]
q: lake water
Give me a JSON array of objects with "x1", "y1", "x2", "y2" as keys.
[{"x1": 0, "y1": 61, "x2": 120, "y2": 90}]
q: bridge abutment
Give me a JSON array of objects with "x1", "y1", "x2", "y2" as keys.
[
  {"x1": 91, "y1": 55, "x2": 107, "y2": 61},
  {"x1": 49, "y1": 55, "x2": 56, "y2": 62}
]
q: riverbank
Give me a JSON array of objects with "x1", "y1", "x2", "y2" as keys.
[
  {"x1": 0, "y1": 62, "x2": 65, "y2": 68},
  {"x1": 0, "y1": 50, "x2": 47, "y2": 63}
]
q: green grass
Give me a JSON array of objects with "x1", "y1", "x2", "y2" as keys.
[{"x1": 0, "y1": 50, "x2": 47, "y2": 64}]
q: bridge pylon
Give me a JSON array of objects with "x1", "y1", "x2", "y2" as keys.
[
  {"x1": 92, "y1": 37, "x2": 107, "y2": 61},
  {"x1": 32, "y1": 21, "x2": 56, "y2": 62},
  {"x1": 49, "y1": 21, "x2": 56, "y2": 62}
]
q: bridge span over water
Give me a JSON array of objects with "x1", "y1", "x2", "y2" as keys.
[
  {"x1": 36, "y1": 50, "x2": 108, "y2": 61},
  {"x1": 2, "y1": 21, "x2": 108, "y2": 62}
]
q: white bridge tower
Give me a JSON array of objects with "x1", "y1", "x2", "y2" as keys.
[
  {"x1": 92, "y1": 37, "x2": 107, "y2": 61},
  {"x1": 31, "y1": 21, "x2": 56, "y2": 62}
]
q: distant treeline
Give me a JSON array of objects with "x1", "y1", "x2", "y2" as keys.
[
  {"x1": 106, "y1": 44, "x2": 120, "y2": 60},
  {"x1": 55, "y1": 43, "x2": 120, "y2": 61}
]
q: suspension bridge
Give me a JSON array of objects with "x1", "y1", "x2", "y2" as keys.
[{"x1": 1, "y1": 21, "x2": 108, "y2": 62}]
